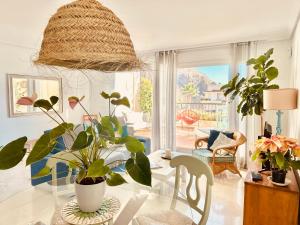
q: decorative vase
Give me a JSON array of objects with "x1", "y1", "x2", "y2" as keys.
[
  {"x1": 75, "y1": 178, "x2": 106, "y2": 212},
  {"x1": 271, "y1": 169, "x2": 286, "y2": 184}
]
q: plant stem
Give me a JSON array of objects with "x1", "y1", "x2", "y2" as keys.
[
  {"x1": 108, "y1": 97, "x2": 111, "y2": 117},
  {"x1": 40, "y1": 108, "x2": 61, "y2": 125},
  {"x1": 105, "y1": 159, "x2": 127, "y2": 167},
  {"x1": 78, "y1": 101, "x2": 93, "y2": 122},
  {"x1": 49, "y1": 156, "x2": 84, "y2": 170}
]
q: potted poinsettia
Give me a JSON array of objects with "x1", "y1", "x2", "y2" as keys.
[
  {"x1": 0, "y1": 91, "x2": 151, "y2": 212},
  {"x1": 252, "y1": 135, "x2": 300, "y2": 184}
]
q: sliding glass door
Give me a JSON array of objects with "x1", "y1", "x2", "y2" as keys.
[{"x1": 176, "y1": 64, "x2": 230, "y2": 152}]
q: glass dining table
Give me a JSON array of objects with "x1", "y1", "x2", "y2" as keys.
[{"x1": 0, "y1": 175, "x2": 194, "y2": 225}]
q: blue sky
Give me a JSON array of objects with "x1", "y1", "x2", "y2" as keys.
[{"x1": 196, "y1": 65, "x2": 230, "y2": 84}]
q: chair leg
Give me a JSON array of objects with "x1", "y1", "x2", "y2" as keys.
[
  {"x1": 210, "y1": 163, "x2": 226, "y2": 175},
  {"x1": 227, "y1": 163, "x2": 242, "y2": 177}
]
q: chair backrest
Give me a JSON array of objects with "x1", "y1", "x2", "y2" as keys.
[
  {"x1": 170, "y1": 155, "x2": 214, "y2": 225},
  {"x1": 228, "y1": 132, "x2": 246, "y2": 155},
  {"x1": 114, "y1": 193, "x2": 148, "y2": 225},
  {"x1": 47, "y1": 151, "x2": 78, "y2": 185},
  {"x1": 233, "y1": 132, "x2": 246, "y2": 146}
]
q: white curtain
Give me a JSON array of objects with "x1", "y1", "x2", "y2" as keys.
[
  {"x1": 152, "y1": 50, "x2": 177, "y2": 151},
  {"x1": 229, "y1": 42, "x2": 261, "y2": 168}
]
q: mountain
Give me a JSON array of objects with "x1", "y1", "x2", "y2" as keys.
[{"x1": 177, "y1": 68, "x2": 222, "y2": 97}]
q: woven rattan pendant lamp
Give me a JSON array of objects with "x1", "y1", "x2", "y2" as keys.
[{"x1": 34, "y1": 0, "x2": 142, "y2": 72}]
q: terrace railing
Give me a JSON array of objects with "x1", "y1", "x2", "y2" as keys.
[{"x1": 176, "y1": 101, "x2": 228, "y2": 128}]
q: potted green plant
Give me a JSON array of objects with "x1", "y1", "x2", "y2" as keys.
[
  {"x1": 252, "y1": 135, "x2": 300, "y2": 184},
  {"x1": 220, "y1": 48, "x2": 279, "y2": 132},
  {"x1": 0, "y1": 91, "x2": 151, "y2": 212}
]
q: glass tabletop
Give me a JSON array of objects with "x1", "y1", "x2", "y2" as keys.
[{"x1": 0, "y1": 175, "x2": 193, "y2": 225}]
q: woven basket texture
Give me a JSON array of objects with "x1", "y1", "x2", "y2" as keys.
[{"x1": 35, "y1": 0, "x2": 142, "y2": 72}]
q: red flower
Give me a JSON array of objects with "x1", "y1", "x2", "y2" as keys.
[{"x1": 68, "y1": 96, "x2": 85, "y2": 109}]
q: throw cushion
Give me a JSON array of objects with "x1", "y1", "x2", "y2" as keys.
[
  {"x1": 207, "y1": 130, "x2": 234, "y2": 150},
  {"x1": 210, "y1": 132, "x2": 236, "y2": 155}
]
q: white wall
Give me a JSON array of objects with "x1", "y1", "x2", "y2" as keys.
[
  {"x1": 256, "y1": 40, "x2": 292, "y2": 135},
  {"x1": 0, "y1": 42, "x2": 98, "y2": 201},
  {"x1": 289, "y1": 18, "x2": 300, "y2": 141},
  {"x1": 0, "y1": 42, "x2": 91, "y2": 146},
  {"x1": 88, "y1": 72, "x2": 115, "y2": 116}
]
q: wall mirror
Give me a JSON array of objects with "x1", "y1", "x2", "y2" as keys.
[{"x1": 7, "y1": 74, "x2": 63, "y2": 117}]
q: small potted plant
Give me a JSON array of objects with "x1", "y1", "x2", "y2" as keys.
[
  {"x1": 0, "y1": 91, "x2": 151, "y2": 212},
  {"x1": 252, "y1": 135, "x2": 300, "y2": 183}
]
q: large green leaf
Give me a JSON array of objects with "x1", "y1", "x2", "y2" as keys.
[
  {"x1": 267, "y1": 84, "x2": 279, "y2": 89},
  {"x1": 49, "y1": 123, "x2": 72, "y2": 139},
  {"x1": 111, "y1": 97, "x2": 130, "y2": 108},
  {"x1": 224, "y1": 87, "x2": 234, "y2": 97},
  {"x1": 87, "y1": 159, "x2": 109, "y2": 178},
  {"x1": 248, "y1": 78, "x2": 263, "y2": 84},
  {"x1": 264, "y1": 48, "x2": 274, "y2": 59},
  {"x1": 77, "y1": 169, "x2": 86, "y2": 183},
  {"x1": 110, "y1": 92, "x2": 121, "y2": 99},
  {"x1": 265, "y1": 60, "x2": 274, "y2": 68},
  {"x1": 231, "y1": 74, "x2": 239, "y2": 87},
  {"x1": 100, "y1": 91, "x2": 110, "y2": 99},
  {"x1": 251, "y1": 150, "x2": 260, "y2": 161},
  {"x1": 220, "y1": 83, "x2": 230, "y2": 90},
  {"x1": 125, "y1": 152, "x2": 151, "y2": 186},
  {"x1": 32, "y1": 166, "x2": 51, "y2": 179},
  {"x1": 107, "y1": 172, "x2": 127, "y2": 186},
  {"x1": 125, "y1": 137, "x2": 144, "y2": 153},
  {"x1": 0, "y1": 137, "x2": 27, "y2": 169},
  {"x1": 265, "y1": 67, "x2": 278, "y2": 81},
  {"x1": 69, "y1": 160, "x2": 82, "y2": 169},
  {"x1": 257, "y1": 55, "x2": 267, "y2": 65},
  {"x1": 236, "y1": 77, "x2": 246, "y2": 89},
  {"x1": 247, "y1": 58, "x2": 257, "y2": 65},
  {"x1": 26, "y1": 133, "x2": 56, "y2": 165},
  {"x1": 101, "y1": 116, "x2": 115, "y2": 139},
  {"x1": 50, "y1": 96, "x2": 59, "y2": 106},
  {"x1": 71, "y1": 131, "x2": 93, "y2": 150},
  {"x1": 274, "y1": 153, "x2": 285, "y2": 169},
  {"x1": 33, "y1": 99, "x2": 52, "y2": 111}
]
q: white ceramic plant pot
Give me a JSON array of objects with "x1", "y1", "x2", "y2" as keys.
[{"x1": 75, "y1": 180, "x2": 106, "y2": 212}]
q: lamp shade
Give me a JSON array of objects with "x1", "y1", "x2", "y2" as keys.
[
  {"x1": 34, "y1": 0, "x2": 142, "y2": 72},
  {"x1": 263, "y1": 88, "x2": 298, "y2": 110}
]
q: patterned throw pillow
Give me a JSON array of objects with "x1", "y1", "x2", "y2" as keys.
[
  {"x1": 210, "y1": 132, "x2": 236, "y2": 155},
  {"x1": 207, "y1": 130, "x2": 234, "y2": 150}
]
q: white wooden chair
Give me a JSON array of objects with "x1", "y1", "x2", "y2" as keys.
[{"x1": 132, "y1": 155, "x2": 214, "y2": 225}]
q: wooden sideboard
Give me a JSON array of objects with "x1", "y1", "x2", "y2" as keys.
[{"x1": 243, "y1": 171, "x2": 299, "y2": 225}]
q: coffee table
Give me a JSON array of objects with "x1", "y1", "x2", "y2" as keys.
[
  {"x1": 148, "y1": 150, "x2": 190, "y2": 188},
  {"x1": 148, "y1": 150, "x2": 176, "y2": 182}
]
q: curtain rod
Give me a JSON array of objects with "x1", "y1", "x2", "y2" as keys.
[{"x1": 137, "y1": 37, "x2": 290, "y2": 55}]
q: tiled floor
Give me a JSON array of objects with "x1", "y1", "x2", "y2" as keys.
[{"x1": 207, "y1": 171, "x2": 245, "y2": 225}]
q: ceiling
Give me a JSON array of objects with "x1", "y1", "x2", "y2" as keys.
[{"x1": 0, "y1": 0, "x2": 300, "y2": 52}]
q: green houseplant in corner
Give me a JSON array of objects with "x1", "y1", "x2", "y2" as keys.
[
  {"x1": 220, "y1": 48, "x2": 280, "y2": 132},
  {"x1": 0, "y1": 91, "x2": 151, "y2": 212}
]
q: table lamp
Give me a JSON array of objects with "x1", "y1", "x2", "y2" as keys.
[{"x1": 263, "y1": 88, "x2": 298, "y2": 135}]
